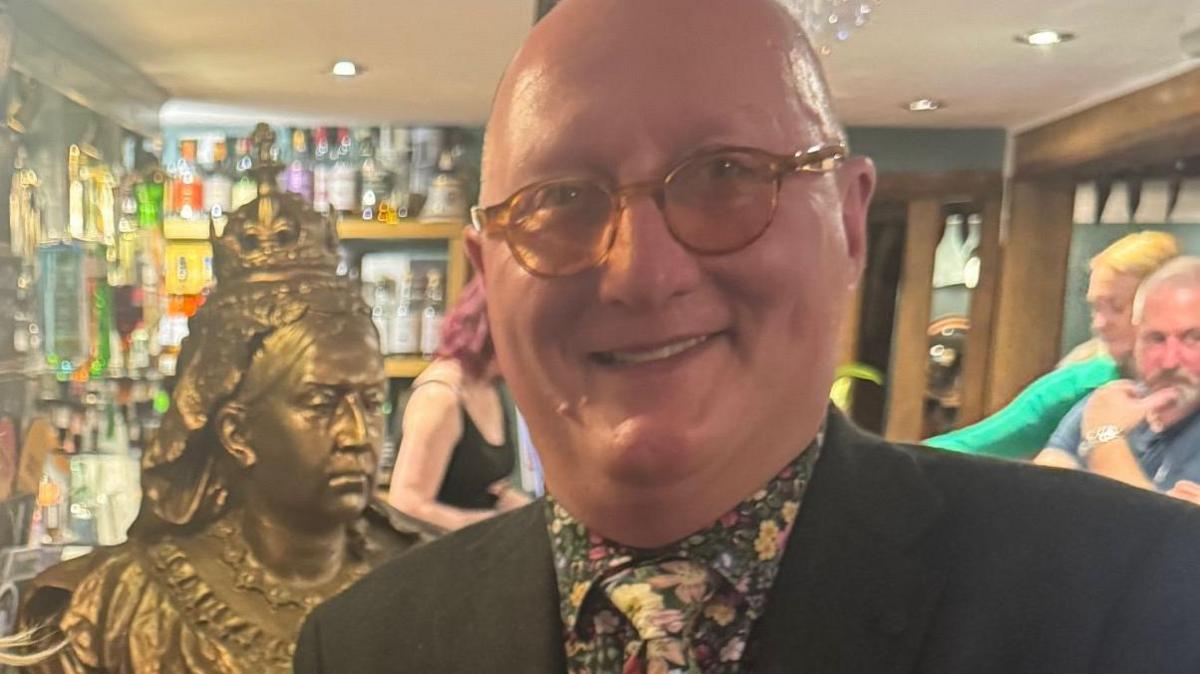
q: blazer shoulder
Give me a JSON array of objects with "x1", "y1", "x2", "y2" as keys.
[
  {"x1": 896, "y1": 438, "x2": 1200, "y2": 538},
  {"x1": 308, "y1": 501, "x2": 546, "y2": 628}
]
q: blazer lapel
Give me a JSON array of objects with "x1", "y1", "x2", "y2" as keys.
[
  {"x1": 454, "y1": 503, "x2": 567, "y2": 673},
  {"x1": 751, "y1": 411, "x2": 949, "y2": 674}
]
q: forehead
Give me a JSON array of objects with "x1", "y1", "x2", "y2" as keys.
[
  {"x1": 1088, "y1": 267, "x2": 1140, "y2": 299},
  {"x1": 484, "y1": 0, "x2": 830, "y2": 199},
  {"x1": 1140, "y1": 286, "x2": 1200, "y2": 331}
]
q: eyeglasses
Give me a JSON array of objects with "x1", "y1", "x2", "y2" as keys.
[{"x1": 471, "y1": 143, "x2": 847, "y2": 277}]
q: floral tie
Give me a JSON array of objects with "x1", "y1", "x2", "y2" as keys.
[{"x1": 600, "y1": 558, "x2": 717, "y2": 674}]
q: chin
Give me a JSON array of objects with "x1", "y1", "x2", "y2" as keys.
[{"x1": 599, "y1": 416, "x2": 720, "y2": 486}]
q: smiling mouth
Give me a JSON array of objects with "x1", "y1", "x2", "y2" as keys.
[{"x1": 591, "y1": 333, "x2": 718, "y2": 366}]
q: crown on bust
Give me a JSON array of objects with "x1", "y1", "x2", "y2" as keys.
[{"x1": 211, "y1": 123, "x2": 341, "y2": 285}]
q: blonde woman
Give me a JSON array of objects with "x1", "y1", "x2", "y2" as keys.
[{"x1": 926, "y1": 230, "x2": 1179, "y2": 459}]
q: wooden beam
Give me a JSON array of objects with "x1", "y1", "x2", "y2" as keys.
[
  {"x1": 885, "y1": 199, "x2": 941, "y2": 442},
  {"x1": 956, "y1": 195, "x2": 1002, "y2": 426},
  {"x1": 1015, "y1": 66, "x2": 1200, "y2": 178},
  {"x1": 875, "y1": 170, "x2": 1003, "y2": 203},
  {"x1": 837, "y1": 282, "x2": 863, "y2": 367},
  {"x1": 985, "y1": 179, "x2": 1076, "y2": 414}
]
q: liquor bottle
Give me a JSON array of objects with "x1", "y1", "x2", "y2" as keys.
[
  {"x1": 68, "y1": 144, "x2": 86, "y2": 239},
  {"x1": 419, "y1": 150, "x2": 469, "y2": 222},
  {"x1": 230, "y1": 137, "x2": 258, "y2": 211},
  {"x1": 39, "y1": 244, "x2": 89, "y2": 377},
  {"x1": 87, "y1": 163, "x2": 116, "y2": 245},
  {"x1": 172, "y1": 140, "x2": 204, "y2": 220},
  {"x1": 358, "y1": 129, "x2": 390, "y2": 221},
  {"x1": 135, "y1": 166, "x2": 167, "y2": 229},
  {"x1": 420, "y1": 269, "x2": 445, "y2": 358},
  {"x1": 388, "y1": 269, "x2": 421, "y2": 355},
  {"x1": 408, "y1": 127, "x2": 444, "y2": 217},
  {"x1": 370, "y1": 278, "x2": 394, "y2": 352},
  {"x1": 203, "y1": 139, "x2": 234, "y2": 220},
  {"x1": 283, "y1": 129, "x2": 315, "y2": 206},
  {"x1": 329, "y1": 127, "x2": 358, "y2": 215},
  {"x1": 378, "y1": 126, "x2": 412, "y2": 221},
  {"x1": 9, "y1": 144, "x2": 42, "y2": 258},
  {"x1": 312, "y1": 127, "x2": 332, "y2": 214},
  {"x1": 109, "y1": 182, "x2": 139, "y2": 287}
]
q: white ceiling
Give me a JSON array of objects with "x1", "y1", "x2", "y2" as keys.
[{"x1": 31, "y1": 0, "x2": 1200, "y2": 130}]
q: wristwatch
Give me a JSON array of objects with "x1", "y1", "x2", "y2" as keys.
[{"x1": 1079, "y1": 424, "x2": 1124, "y2": 457}]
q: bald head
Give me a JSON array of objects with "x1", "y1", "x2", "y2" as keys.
[{"x1": 481, "y1": 0, "x2": 843, "y2": 204}]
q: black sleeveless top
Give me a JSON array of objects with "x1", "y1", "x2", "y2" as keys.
[{"x1": 435, "y1": 383, "x2": 519, "y2": 510}]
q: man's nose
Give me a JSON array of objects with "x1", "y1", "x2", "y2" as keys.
[{"x1": 596, "y1": 193, "x2": 703, "y2": 310}]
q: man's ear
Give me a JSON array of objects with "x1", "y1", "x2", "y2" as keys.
[
  {"x1": 216, "y1": 403, "x2": 257, "y2": 469},
  {"x1": 838, "y1": 155, "x2": 875, "y2": 288}
]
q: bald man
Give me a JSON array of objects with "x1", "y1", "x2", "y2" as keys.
[{"x1": 295, "y1": 1, "x2": 1200, "y2": 672}]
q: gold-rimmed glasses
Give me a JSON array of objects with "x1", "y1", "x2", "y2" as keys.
[{"x1": 470, "y1": 143, "x2": 847, "y2": 277}]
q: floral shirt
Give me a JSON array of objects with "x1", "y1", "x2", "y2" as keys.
[{"x1": 546, "y1": 434, "x2": 823, "y2": 674}]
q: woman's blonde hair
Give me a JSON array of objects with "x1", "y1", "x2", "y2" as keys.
[{"x1": 1090, "y1": 231, "x2": 1180, "y2": 279}]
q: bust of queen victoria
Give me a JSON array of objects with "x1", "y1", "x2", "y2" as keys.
[{"x1": 19, "y1": 125, "x2": 439, "y2": 673}]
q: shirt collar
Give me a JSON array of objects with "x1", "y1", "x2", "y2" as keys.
[{"x1": 545, "y1": 428, "x2": 824, "y2": 637}]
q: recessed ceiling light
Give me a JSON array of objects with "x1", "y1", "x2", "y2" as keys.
[
  {"x1": 1016, "y1": 30, "x2": 1075, "y2": 46},
  {"x1": 331, "y1": 60, "x2": 361, "y2": 77},
  {"x1": 906, "y1": 98, "x2": 942, "y2": 112}
]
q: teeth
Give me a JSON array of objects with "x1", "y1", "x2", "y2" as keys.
[{"x1": 606, "y1": 335, "x2": 709, "y2": 365}]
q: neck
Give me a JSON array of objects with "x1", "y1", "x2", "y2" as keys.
[
  {"x1": 239, "y1": 507, "x2": 346, "y2": 584},
  {"x1": 550, "y1": 423, "x2": 818, "y2": 549}
]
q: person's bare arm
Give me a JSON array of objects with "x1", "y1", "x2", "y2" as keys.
[
  {"x1": 1034, "y1": 448, "x2": 1083, "y2": 469},
  {"x1": 1081, "y1": 381, "x2": 1167, "y2": 491},
  {"x1": 388, "y1": 375, "x2": 499, "y2": 530},
  {"x1": 1085, "y1": 437, "x2": 1157, "y2": 490}
]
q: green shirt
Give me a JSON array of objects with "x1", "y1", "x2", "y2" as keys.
[{"x1": 924, "y1": 356, "x2": 1121, "y2": 460}]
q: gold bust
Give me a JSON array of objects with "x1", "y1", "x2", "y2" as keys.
[{"x1": 19, "y1": 124, "x2": 440, "y2": 673}]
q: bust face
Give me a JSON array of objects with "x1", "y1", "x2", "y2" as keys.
[{"x1": 236, "y1": 315, "x2": 388, "y2": 528}]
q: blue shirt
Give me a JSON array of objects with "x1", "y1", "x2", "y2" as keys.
[{"x1": 1046, "y1": 394, "x2": 1200, "y2": 491}]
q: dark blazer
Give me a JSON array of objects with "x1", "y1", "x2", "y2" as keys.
[{"x1": 295, "y1": 412, "x2": 1200, "y2": 673}]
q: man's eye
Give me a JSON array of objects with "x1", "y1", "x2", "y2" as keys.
[
  {"x1": 535, "y1": 183, "x2": 585, "y2": 209},
  {"x1": 704, "y1": 155, "x2": 755, "y2": 180}
]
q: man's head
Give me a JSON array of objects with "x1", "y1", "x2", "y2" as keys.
[
  {"x1": 469, "y1": 0, "x2": 874, "y2": 545},
  {"x1": 1132, "y1": 256, "x2": 1200, "y2": 431},
  {"x1": 1087, "y1": 231, "x2": 1179, "y2": 364}
]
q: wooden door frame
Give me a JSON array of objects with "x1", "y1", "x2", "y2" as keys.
[{"x1": 864, "y1": 171, "x2": 1004, "y2": 442}]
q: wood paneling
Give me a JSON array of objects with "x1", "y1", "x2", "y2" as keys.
[
  {"x1": 956, "y1": 195, "x2": 1002, "y2": 426},
  {"x1": 875, "y1": 171, "x2": 1004, "y2": 203},
  {"x1": 1015, "y1": 66, "x2": 1200, "y2": 179},
  {"x1": 885, "y1": 199, "x2": 942, "y2": 442},
  {"x1": 837, "y1": 283, "x2": 863, "y2": 368},
  {"x1": 985, "y1": 179, "x2": 1076, "y2": 414}
]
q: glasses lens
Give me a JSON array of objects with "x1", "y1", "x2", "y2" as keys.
[
  {"x1": 664, "y1": 149, "x2": 778, "y2": 254},
  {"x1": 506, "y1": 180, "x2": 614, "y2": 276}
]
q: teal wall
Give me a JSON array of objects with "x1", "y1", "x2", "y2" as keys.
[{"x1": 846, "y1": 127, "x2": 1008, "y2": 174}]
